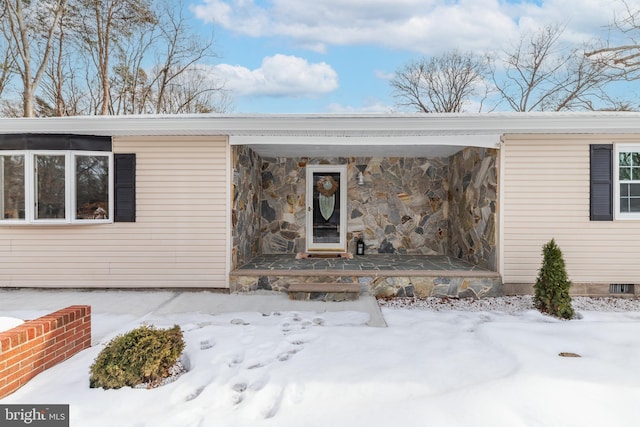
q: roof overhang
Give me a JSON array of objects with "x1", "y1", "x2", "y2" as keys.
[
  {"x1": 229, "y1": 134, "x2": 501, "y2": 157},
  {"x1": 2, "y1": 112, "x2": 640, "y2": 157}
]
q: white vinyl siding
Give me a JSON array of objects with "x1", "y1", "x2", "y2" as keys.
[
  {"x1": 0, "y1": 136, "x2": 229, "y2": 288},
  {"x1": 502, "y1": 134, "x2": 640, "y2": 286}
]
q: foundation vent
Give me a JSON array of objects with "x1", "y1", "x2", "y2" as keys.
[{"x1": 609, "y1": 284, "x2": 635, "y2": 294}]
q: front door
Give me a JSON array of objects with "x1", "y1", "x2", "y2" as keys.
[{"x1": 305, "y1": 165, "x2": 347, "y2": 253}]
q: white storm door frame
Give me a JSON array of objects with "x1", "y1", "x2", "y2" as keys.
[{"x1": 305, "y1": 165, "x2": 348, "y2": 253}]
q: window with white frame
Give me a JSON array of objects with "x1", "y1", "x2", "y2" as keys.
[
  {"x1": 615, "y1": 144, "x2": 640, "y2": 218},
  {"x1": 0, "y1": 154, "x2": 25, "y2": 220},
  {"x1": 0, "y1": 151, "x2": 112, "y2": 224}
]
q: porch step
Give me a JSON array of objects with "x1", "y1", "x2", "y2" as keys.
[{"x1": 288, "y1": 283, "x2": 360, "y2": 302}]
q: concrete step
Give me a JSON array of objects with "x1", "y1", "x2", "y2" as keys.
[{"x1": 288, "y1": 283, "x2": 360, "y2": 301}]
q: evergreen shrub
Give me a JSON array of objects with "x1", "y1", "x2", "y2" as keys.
[
  {"x1": 533, "y1": 239, "x2": 574, "y2": 320},
  {"x1": 89, "y1": 325, "x2": 185, "y2": 389}
]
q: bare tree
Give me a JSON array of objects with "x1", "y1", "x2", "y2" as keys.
[
  {"x1": 0, "y1": 5, "x2": 15, "y2": 101},
  {"x1": 0, "y1": 38, "x2": 14, "y2": 101},
  {"x1": 49, "y1": 13, "x2": 66, "y2": 116},
  {"x1": 75, "y1": 0, "x2": 155, "y2": 115},
  {"x1": 75, "y1": 0, "x2": 229, "y2": 115},
  {"x1": 585, "y1": 1, "x2": 640, "y2": 84},
  {"x1": 147, "y1": 0, "x2": 223, "y2": 113},
  {"x1": 554, "y1": 43, "x2": 619, "y2": 111},
  {"x1": 493, "y1": 23, "x2": 621, "y2": 111},
  {"x1": 0, "y1": 0, "x2": 230, "y2": 117},
  {"x1": 106, "y1": 0, "x2": 229, "y2": 114},
  {"x1": 37, "y1": 0, "x2": 77, "y2": 117},
  {"x1": 0, "y1": 0, "x2": 67, "y2": 117},
  {"x1": 39, "y1": 56, "x2": 89, "y2": 116},
  {"x1": 152, "y1": 65, "x2": 231, "y2": 113},
  {"x1": 391, "y1": 51, "x2": 490, "y2": 113},
  {"x1": 108, "y1": 24, "x2": 155, "y2": 115}
]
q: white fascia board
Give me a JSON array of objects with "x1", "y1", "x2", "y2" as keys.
[{"x1": 3, "y1": 112, "x2": 640, "y2": 137}]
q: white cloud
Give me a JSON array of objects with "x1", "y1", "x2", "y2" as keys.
[
  {"x1": 374, "y1": 70, "x2": 395, "y2": 81},
  {"x1": 326, "y1": 99, "x2": 395, "y2": 113},
  {"x1": 213, "y1": 54, "x2": 338, "y2": 97},
  {"x1": 192, "y1": 0, "x2": 639, "y2": 54}
]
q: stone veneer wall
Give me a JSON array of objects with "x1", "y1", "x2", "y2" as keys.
[
  {"x1": 232, "y1": 273, "x2": 502, "y2": 299},
  {"x1": 260, "y1": 157, "x2": 449, "y2": 255},
  {"x1": 448, "y1": 147, "x2": 499, "y2": 270},
  {"x1": 231, "y1": 146, "x2": 262, "y2": 269},
  {"x1": 349, "y1": 157, "x2": 449, "y2": 255}
]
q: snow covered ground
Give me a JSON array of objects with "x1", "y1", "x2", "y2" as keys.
[
  {"x1": 3, "y1": 295, "x2": 640, "y2": 427},
  {"x1": 0, "y1": 316, "x2": 23, "y2": 332}
]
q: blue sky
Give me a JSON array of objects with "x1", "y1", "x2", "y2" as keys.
[{"x1": 187, "y1": 0, "x2": 639, "y2": 113}]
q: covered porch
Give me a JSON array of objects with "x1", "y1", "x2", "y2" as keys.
[{"x1": 228, "y1": 115, "x2": 502, "y2": 298}]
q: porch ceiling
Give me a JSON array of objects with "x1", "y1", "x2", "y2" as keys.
[
  {"x1": 231, "y1": 134, "x2": 501, "y2": 158},
  {"x1": 244, "y1": 144, "x2": 466, "y2": 158}
]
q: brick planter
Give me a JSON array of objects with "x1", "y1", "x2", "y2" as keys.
[{"x1": 0, "y1": 305, "x2": 91, "y2": 399}]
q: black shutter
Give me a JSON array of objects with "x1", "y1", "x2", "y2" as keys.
[
  {"x1": 590, "y1": 144, "x2": 613, "y2": 221},
  {"x1": 114, "y1": 154, "x2": 136, "y2": 222}
]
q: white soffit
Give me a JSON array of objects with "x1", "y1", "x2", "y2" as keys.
[{"x1": 230, "y1": 134, "x2": 501, "y2": 158}]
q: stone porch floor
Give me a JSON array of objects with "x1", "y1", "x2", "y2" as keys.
[{"x1": 230, "y1": 254, "x2": 503, "y2": 298}]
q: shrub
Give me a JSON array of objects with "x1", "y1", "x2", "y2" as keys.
[
  {"x1": 89, "y1": 325, "x2": 185, "y2": 389},
  {"x1": 533, "y1": 239, "x2": 574, "y2": 320}
]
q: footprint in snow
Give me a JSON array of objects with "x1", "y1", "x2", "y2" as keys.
[
  {"x1": 185, "y1": 386, "x2": 205, "y2": 402},
  {"x1": 232, "y1": 382, "x2": 247, "y2": 393},
  {"x1": 282, "y1": 316, "x2": 316, "y2": 334},
  {"x1": 229, "y1": 374, "x2": 270, "y2": 406},
  {"x1": 247, "y1": 362, "x2": 265, "y2": 370},
  {"x1": 286, "y1": 332, "x2": 316, "y2": 346},
  {"x1": 199, "y1": 339, "x2": 215, "y2": 350},
  {"x1": 239, "y1": 383, "x2": 284, "y2": 420},
  {"x1": 257, "y1": 385, "x2": 285, "y2": 419},
  {"x1": 231, "y1": 382, "x2": 247, "y2": 405},
  {"x1": 171, "y1": 374, "x2": 215, "y2": 403},
  {"x1": 300, "y1": 320, "x2": 312, "y2": 329},
  {"x1": 249, "y1": 374, "x2": 269, "y2": 392},
  {"x1": 227, "y1": 352, "x2": 245, "y2": 367},
  {"x1": 277, "y1": 349, "x2": 299, "y2": 362},
  {"x1": 287, "y1": 382, "x2": 306, "y2": 405}
]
